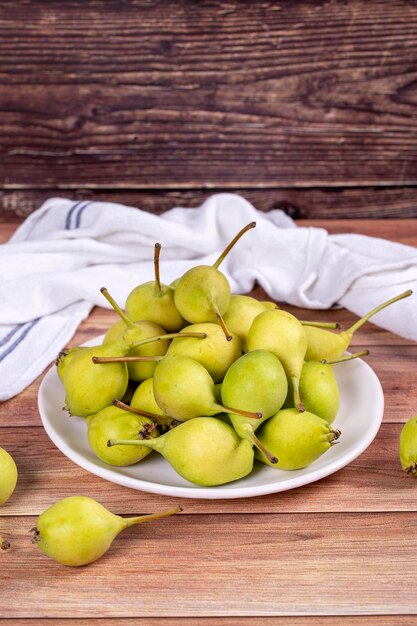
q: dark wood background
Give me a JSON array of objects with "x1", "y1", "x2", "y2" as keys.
[{"x1": 1, "y1": 0, "x2": 417, "y2": 222}]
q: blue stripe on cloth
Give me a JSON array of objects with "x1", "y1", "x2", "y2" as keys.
[
  {"x1": 74, "y1": 201, "x2": 91, "y2": 228},
  {"x1": 0, "y1": 323, "x2": 26, "y2": 348},
  {"x1": 65, "y1": 201, "x2": 83, "y2": 230},
  {"x1": 0, "y1": 318, "x2": 40, "y2": 364}
]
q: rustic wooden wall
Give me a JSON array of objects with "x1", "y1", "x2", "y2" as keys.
[{"x1": 1, "y1": 0, "x2": 417, "y2": 221}]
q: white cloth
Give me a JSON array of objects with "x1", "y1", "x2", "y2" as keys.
[{"x1": 0, "y1": 193, "x2": 416, "y2": 401}]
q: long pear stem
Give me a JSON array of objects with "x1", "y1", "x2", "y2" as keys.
[
  {"x1": 301, "y1": 321, "x2": 340, "y2": 329},
  {"x1": 108, "y1": 438, "x2": 157, "y2": 448},
  {"x1": 252, "y1": 433, "x2": 278, "y2": 464},
  {"x1": 93, "y1": 355, "x2": 164, "y2": 364},
  {"x1": 212, "y1": 222, "x2": 256, "y2": 269},
  {"x1": 100, "y1": 287, "x2": 135, "y2": 328},
  {"x1": 214, "y1": 308, "x2": 233, "y2": 341},
  {"x1": 113, "y1": 399, "x2": 179, "y2": 427},
  {"x1": 291, "y1": 376, "x2": 305, "y2": 412},
  {"x1": 217, "y1": 404, "x2": 263, "y2": 419},
  {"x1": 130, "y1": 331, "x2": 207, "y2": 350},
  {"x1": 0, "y1": 536, "x2": 10, "y2": 550},
  {"x1": 321, "y1": 349, "x2": 370, "y2": 365},
  {"x1": 154, "y1": 243, "x2": 162, "y2": 294},
  {"x1": 122, "y1": 506, "x2": 183, "y2": 529},
  {"x1": 346, "y1": 289, "x2": 413, "y2": 336}
]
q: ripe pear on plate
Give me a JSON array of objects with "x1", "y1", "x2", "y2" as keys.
[
  {"x1": 125, "y1": 243, "x2": 185, "y2": 332},
  {"x1": 174, "y1": 223, "x2": 256, "y2": 340},
  {"x1": 305, "y1": 289, "x2": 412, "y2": 362},
  {"x1": 247, "y1": 309, "x2": 307, "y2": 412},
  {"x1": 255, "y1": 408, "x2": 341, "y2": 470},
  {"x1": 109, "y1": 417, "x2": 254, "y2": 486}
]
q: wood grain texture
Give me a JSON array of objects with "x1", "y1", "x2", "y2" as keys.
[
  {"x1": 1, "y1": 1, "x2": 417, "y2": 189},
  {"x1": 2, "y1": 620, "x2": 417, "y2": 626},
  {"x1": 0, "y1": 423, "x2": 412, "y2": 516},
  {"x1": 1, "y1": 188, "x2": 417, "y2": 222},
  {"x1": 1, "y1": 513, "x2": 417, "y2": 617}
]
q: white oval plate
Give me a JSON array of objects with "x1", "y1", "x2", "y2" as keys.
[{"x1": 38, "y1": 335, "x2": 384, "y2": 500}]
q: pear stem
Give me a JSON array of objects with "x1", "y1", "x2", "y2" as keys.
[
  {"x1": 213, "y1": 306, "x2": 233, "y2": 341},
  {"x1": 100, "y1": 287, "x2": 135, "y2": 329},
  {"x1": 122, "y1": 506, "x2": 183, "y2": 529},
  {"x1": 0, "y1": 536, "x2": 10, "y2": 550},
  {"x1": 321, "y1": 349, "x2": 370, "y2": 365},
  {"x1": 346, "y1": 289, "x2": 413, "y2": 337},
  {"x1": 108, "y1": 438, "x2": 157, "y2": 448},
  {"x1": 240, "y1": 425, "x2": 278, "y2": 464},
  {"x1": 217, "y1": 404, "x2": 263, "y2": 420},
  {"x1": 93, "y1": 355, "x2": 164, "y2": 364},
  {"x1": 301, "y1": 321, "x2": 340, "y2": 329},
  {"x1": 131, "y1": 331, "x2": 207, "y2": 350},
  {"x1": 291, "y1": 376, "x2": 305, "y2": 412},
  {"x1": 113, "y1": 399, "x2": 179, "y2": 427},
  {"x1": 212, "y1": 222, "x2": 256, "y2": 269},
  {"x1": 153, "y1": 243, "x2": 163, "y2": 295}
]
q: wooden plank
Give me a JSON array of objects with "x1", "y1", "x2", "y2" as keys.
[
  {"x1": 0, "y1": 423, "x2": 412, "y2": 516},
  {"x1": 1, "y1": 618, "x2": 416, "y2": 625},
  {"x1": 1, "y1": 1, "x2": 417, "y2": 188},
  {"x1": 1, "y1": 512, "x2": 417, "y2": 617},
  {"x1": 1, "y1": 188, "x2": 417, "y2": 223}
]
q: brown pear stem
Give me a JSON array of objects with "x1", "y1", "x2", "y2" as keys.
[
  {"x1": 212, "y1": 222, "x2": 256, "y2": 269},
  {"x1": 217, "y1": 404, "x2": 263, "y2": 420},
  {"x1": 346, "y1": 289, "x2": 413, "y2": 337},
  {"x1": 130, "y1": 331, "x2": 207, "y2": 350},
  {"x1": 321, "y1": 350, "x2": 369, "y2": 365},
  {"x1": 291, "y1": 376, "x2": 304, "y2": 412},
  {"x1": 154, "y1": 243, "x2": 162, "y2": 294},
  {"x1": 122, "y1": 506, "x2": 183, "y2": 529},
  {"x1": 92, "y1": 355, "x2": 164, "y2": 364},
  {"x1": 251, "y1": 433, "x2": 278, "y2": 464},
  {"x1": 301, "y1": 321, "x2": 340, "y2": 329},
  {"x1": 0, "y1": 536, "x2": 10, "y2": 550},
  {"x1": 100, "y1": 287, "x2": 136, "y2": 328},
  {"x1": 113, "y1": 399, "x2": 179, "y2": 426},
  {"x1": 213, "y1": 306, "x2": 233, "y2": 341}
]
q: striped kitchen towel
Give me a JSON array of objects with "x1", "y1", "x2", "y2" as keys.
[{"x1": 0, "y1": 193, "x2": 416, "y2": 401}]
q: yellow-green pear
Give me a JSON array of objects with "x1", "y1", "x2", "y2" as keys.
[
  {"x1": 223, "y1": 295, "x2": 266, "y2": 351},
  {"x1": 400, "y1": 415, "x2": 417, "y2": 475},
  {"x1": 0, "y1": 447, "x2": 17, "y2": 505}
]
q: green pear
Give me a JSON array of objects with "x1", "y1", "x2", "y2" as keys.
[
  {"x1": 305, "y1": 289, "x2": 412, "y2": 362},
  {"x1": 153, "y1": 355, "x2": 261, "y2": 421},
  {"x1": 400, "y1": 415, "x2": 417, "y2": 475},
  {"x1": 63, "y1": 340, "x2": 129, "y2": 417},
  {"x1": 0, "y1": 447, "x2": 17, "y2": 505},
  {"x1": 87, "y1": 406, "x2": 158, "y2": 466},
  {"x1": 221, "y1": 350, "x2": 288, "y2": 462},
  {"x1": 223, "y1": 295, "x2": 266, "y2": 351},
  {"x1": 109, "y1": 417, "x2": 254, "y2": 486},
  {"x1": 247, "y1": 309, "x2": 307, "y2": 411},
  {"x1": 32, "y1": 496, "x2": 181, "y2": 566},
  {"x1": 298, "y1": 362, "x2": 340, "y2": 424},
  {"x1": 166, "y1": 322, "x2": 242, "y2": 383},
  {"x1": 125, "y1": 243, "x2": 185, "y2": 332},
  {"x1": 255, "y1": 408, "x2": 341, "y2": 469},
  {"x1": 174, "y1": 223, "x2": 256, "y2": 341},
  {"x1": 56, "y1": 346, "x2": 86, "y2": 383}
]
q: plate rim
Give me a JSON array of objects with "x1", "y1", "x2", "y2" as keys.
[{"x1": 38, "y1": 335, "x2": 385, "y2": 500}]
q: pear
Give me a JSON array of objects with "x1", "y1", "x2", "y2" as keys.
[
  {"x1": 64, "y1": 340, "x2": 129, "y2": 417},
  {"x1": 87, "y1": 406, "x2": 158, "y2": 466},
  {"x1": 221, "y1": 350, "x2": 288, "y2": 463},
  {"x1": 174, "y1": 223, "x2": 256, "y2": 340},
  {"x1": 152, "y1": 355, "x2": 262, "y2": 421},
  {"x1": 297, "y1": 361, "x2": 340, "y2": 424},
  {"x1": 56, "y1": 346, "x2": 86, "y2": 383},
  {"x1": 247, "y1": 309, "x2": 307, "y2": 412},
  {"x1": 32, "y1": 496, "x2": 181, "y2": 566},
  {"x1": 109, "y1": 417, "x2": 254, "y2": 486},
  {"x1": 223, "y1": 295, "x2": 266, "y2": 351},
  {"x1": 305, "y1": 289, "x2": 412, "y2": 362},
  {"x1": 0, "y1": 447, "x2": 17, "y2": 505},
  {"x1": 400, "y1": 415, "x2": 417, "y2": 475},
  {"x1": 103, "y1": 319, "x2": 126, "y2": 344},
  {"x1": 125, "y1": 243, "x2": 185, "y2": 332},
  {"x1": 166, "y1": 322, "x2": 242, "y2": 383},
  {"x1": 255, "y1": 408, "x2": 341, "y2": 469}
]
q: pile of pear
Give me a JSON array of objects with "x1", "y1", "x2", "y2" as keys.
[{"x1": 56, "y1": 222, "x2": 413, "y2": 487}]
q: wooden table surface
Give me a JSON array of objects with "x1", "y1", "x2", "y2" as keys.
[{"x1": 0, "y1": 218, "x2": 416, "y2": 623}]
